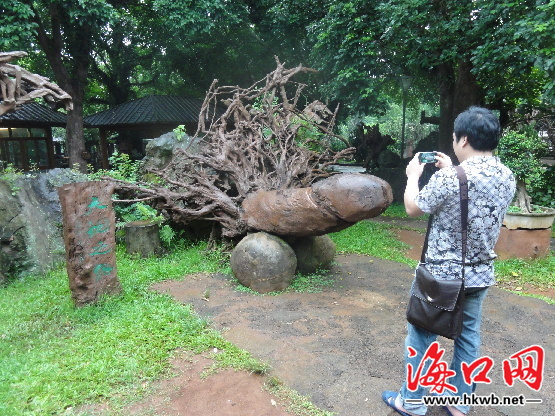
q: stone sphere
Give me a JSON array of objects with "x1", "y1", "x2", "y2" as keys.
[
  {"x1": 289, "y1": 235, "x2": 336, "y2": 274},
  {"x1": 230, "y1": 232, "x2": 297, "y2": 293}
]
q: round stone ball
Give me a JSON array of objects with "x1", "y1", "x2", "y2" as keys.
[
  {"x1": 289, "y1": 235, "x2": 336, "y2": 274},
  {"x1": 230, "y1": 232, "x2": 297, "y2": 294}
]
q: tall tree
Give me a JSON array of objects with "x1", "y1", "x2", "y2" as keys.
[
  {"x1": 308, "y1": 1, "x2": 392, "y2": 118},
  {"x1": 1, "y1": 0, "x2": 117, "y2": 172},
  {"x1": 89, "y1": 1, "x2": 160, "y2": 107},
  {"x1": 3, "y1": 1, "x2": 274, "y2": 171},
  {"x1": 147, "y1": 0, "x2": 278, "y2": 98}
]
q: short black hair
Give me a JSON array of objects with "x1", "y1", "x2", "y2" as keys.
[{"x1": 453, "y1": 106, "x2": 500, "y2": 151}]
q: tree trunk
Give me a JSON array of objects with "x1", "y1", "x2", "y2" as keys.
[
  {"x1": 436, "y1": 63, "x2": 456, "y2": 158},
  {"x1": 124, "y1": 220, "x2": 161, "y2": 257},
  {"x1": 436, "y1": 59, "x2": 484, "y2": 163},
  {"x1": 453, "y1": 59, "x2": 481, "y2": 116},
  {"x1": 65, "y1": 46, "x2": 90, "y2": 173},
  {"x1": 32, "y1": 3, "x2": 91, "y2": 173},
  {"x1": 66, "y1": 102, "x2": 88, "y2": 172},
  {"x1": 514, "y1": 179, "x2": 532, "y2": 213}
]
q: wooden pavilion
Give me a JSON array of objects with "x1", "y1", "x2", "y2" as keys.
[
  {"x1": 84, "y1": 95, "x2": 220, "y2": 168},
  {"x1": 0, "y1": 102, "x2": 67, "y2": 171}
]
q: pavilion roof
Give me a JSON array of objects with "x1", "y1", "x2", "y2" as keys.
[
  {"x1": 84, "y1": 95, "x2": 221, "y2": 129},
  {"x1": 0, "y1": 102, "x2": 67, "y2": 127}
]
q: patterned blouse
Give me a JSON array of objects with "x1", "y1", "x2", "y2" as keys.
[{"x1": 415, "y1": 156, "x2": 516, "y2": 287}]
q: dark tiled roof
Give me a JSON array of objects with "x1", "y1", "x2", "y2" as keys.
[
  {"x1": 0, "y1": 102, "x2": 67, "y2": 127},
  {"x1": 84, "y1": 95, "x2": 222, "y2": 128}
]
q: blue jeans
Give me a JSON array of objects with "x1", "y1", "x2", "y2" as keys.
[{"x1": 399, "y1": 287, "x2": 488, "y2": 415}]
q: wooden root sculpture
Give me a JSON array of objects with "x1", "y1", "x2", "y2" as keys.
[
  {"x1": 109, "y1": 59, "x2": 392, "y2": 239},
  {"x1": 0, "y1": 51, "x2": 73, "y2": 115}
]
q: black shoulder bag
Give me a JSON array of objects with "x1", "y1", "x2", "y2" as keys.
[{"x1": 406, "y1": 166, "x2": 468, "y2": 340}]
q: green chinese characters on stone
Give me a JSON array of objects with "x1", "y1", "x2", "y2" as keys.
[
  {"x1": 84, "y1": 196, "x2": 108, "y2": 216},
  {"x1": 90, "y1": 241, "x2": 111, "y2": 257},
  {"x1": 93, "y1": 263, "x2": 114, "y2": 281},
  {"x1": 87, "y1": 218, "x2": 110, "y2": 236}
]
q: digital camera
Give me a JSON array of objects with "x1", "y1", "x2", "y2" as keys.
[{"x1": 418, "y1": 152, "x2": 437, "y2": 164}]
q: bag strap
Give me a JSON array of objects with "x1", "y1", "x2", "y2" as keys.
[
  {"x1": 454, "y1": 166, "x2": 469, "y2": 276},
  {"x1": 420, "y1": 215, "x2": 433, "y2": 263},
  {"x1": 419, "y1": 166, "x2": 469, "y2": 282}
]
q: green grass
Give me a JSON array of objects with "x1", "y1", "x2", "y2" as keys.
[
  {"x1": 2, "y1": 203, "x2": 552, "y2": 414},
  {"x1": 287, "y1": 270, "x2": 337, "y2": 293},
  {"x1": 495, "y1": 256, "x2": 555, "y2": 288},
  {"x1": 0, "y1": 242, "x2": 268, "y2": 415},
  {"x1": 329, "y1": 220, "x2": 417, "y2": 267},
  {"x1": 231, "y1": 269, "x2": 337, "y2": 295},
  {"x1": 382, "y1": 202, "x2": 428, "y2": 220},
  {"x1": 495, "y1": 256, "x2": 555, "y2": 304}
]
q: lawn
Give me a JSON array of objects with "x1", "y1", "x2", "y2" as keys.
[
  {"x1": 1, "y1": 203, "x2": 552, "y2": 414},
  {"x1": 0, "y1": 243, "x2": 268, "y2": 416}
]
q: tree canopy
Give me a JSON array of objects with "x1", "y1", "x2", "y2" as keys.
[
  {"x1": 308, "y1": 0, "x2": 555, "y2": 154},
  {"x1": 1, "y1": 0, "x2": 554, "y2": 166}
]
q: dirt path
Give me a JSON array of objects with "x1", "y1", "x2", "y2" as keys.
[
  {"x1": 105, "y1": 220, "x2": 554, "y2": 416},
  {"x1": 122, "y1": 354, "x2": 291, "y2": 416}
]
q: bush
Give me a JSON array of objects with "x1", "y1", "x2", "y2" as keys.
[
  {"x1": 498, "y1": 127, "x2": 549, "y2": 211},
  {"x1": 498, "y1": 128, "x2": 548, "y2": 188},
  {"x1": 530, "y1": 164, "x2": 555, "y2": 209},
  {"x1": 88, "y1": 151, "x2": 141, "y2": 182}
]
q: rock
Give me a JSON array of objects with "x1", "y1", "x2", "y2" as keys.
[
  {"x1": 230, "y1": 232, "x2": 297, "y2": 294},
  {"x1": 0, "y1": 169, "x2": 87, "y2": 282},
  {"x1": 311, "y1": 173, "x2": 392, "y2": 222},
  {"x1": 58, "y1": 181, "x2": 122, "y2": 306},
  {"x1": 288, "y1": 235, "x2": 336, "y2": 274},
  {"x1": 242, "y1": 173, "x2": 393, "y2": 237},
  {"x1": 140, "y1": 131, "x2": 203, "y2": 173},
  {"x1": 243, "y1": 187, "x2": 341, "y2": 236}
]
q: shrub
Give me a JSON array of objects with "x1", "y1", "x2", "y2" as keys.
[
  {"x1": 530, "y1": 164, "x2": 555, "y2": 209},
  {"x1": 498, "y1": 127, "x2": 549, "y2": 212}
]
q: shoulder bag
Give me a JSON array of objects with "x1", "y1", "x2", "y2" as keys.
[{"x1": 406, "y1": 165, "x2": 468, "y2": 340}]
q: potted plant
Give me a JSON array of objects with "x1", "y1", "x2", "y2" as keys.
[{"x1": 496, "y1": 127, "x2": 555, "y2": 258}]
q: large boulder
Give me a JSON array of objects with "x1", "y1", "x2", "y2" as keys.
[
  {"x1": 140, "y1": 131, "x2": 203, "y2": 173},
  {"x1": 242, "y1": 173, "x2": 393, "y2": 237},
  {"x1": 0, "y1": 169, "x2": 87, "y2": 282},
  {"x1": 230, "y1": 232, "x2": 297, "y2": 294}
]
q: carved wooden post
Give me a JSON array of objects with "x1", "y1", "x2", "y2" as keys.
[{"x1": 58, "y1": 181, "x2": 121, "y2": 306}]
